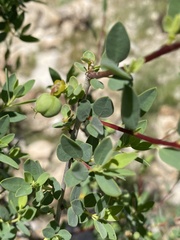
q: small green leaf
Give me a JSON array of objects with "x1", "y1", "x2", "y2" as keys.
[
  {"x1": 67, "y1": 207, "x2": 78, "y2": 227},
  {"x1": 71, "y1": 199, "x2": 84, "y2": 216},
  {"x1": 74, "y1": 62, "x2": 86, "y2": 72},
  {"x1": 139, "y1": 87, "x2": 157, "y2": 116},
  {"x1": 21, "y1": 79, "x2": 35, "y2": 96},
  {"x1": 16, "y1": 221, "x2": 30, "y2": 236},
  {"x1": 121, "y1": 85, "x2": 140, "y2": 130},
  {"x1": 93, "y1": 97, "x2": 114, "y2": 118},
  {"x1": 95, "y1": 173, "x2": 121, "y2": 197},
  {"x1": 0, "y1": 153, "x2": 19, "y2": 169},
  {"x1": 86, "y1": 123, "x2": 99, "y2": 138},
  {"x1": 0, "y1": 115, "x2": 10, "y2": 137},
  {"x1": 70, "y1": 185, "x2": 81, "y2": 201},
  {"x1": 94, "y1": 138, "x2": 113, "y2": 165},
  {"x1": 81, "y1": 50, "x2": 96, "y2": 63},
  {"x1": 71, "y1": 161, "x2": 89, "y2": 181},
  {"x1": 69, "y1": 76, "x2": 79, "y2": 89},
  {"x1": 77, "y1": 100, "x2": 91, "y2": 122},
  {"x1": 0, "y1": 133, "x2": 15, "y2": 147},
  {"x1": 1, "y1": 177, "x2": 31, "y2": 193},
  {"x1": 110, "y1": 152, "x2": 137, "y2": 168},
  {"x1": 65, "y1": 169, "x2": 82, "y2": 187},
  {"x1": 49, "y1": 67, "x2": 62, "y2": 82},
  {"x1": 60, "y1": 134, "x2": 83, "y2": 159},
  {"x1": 36, "y1": 172, "x2": 50, "y2": 186},
  {"x1": 18, "y1": 195, "x2": 28, "y2": 209},
  {"x1": 76, "y1": 141, "x2": 92, "y2": 162},
  {"x1": 57, "y1": 144, "x2": 72, "y2": 162},
  {"x1": 94, "y1": 220, "x2": 107, "y2": 239},
  {"x1": 84, "y1": 193, "x2": 100, "y2": 208},
  {"x1": 101, "y1": 53, "x2": 132, "y2": 80},
  {"x1": 103, "y1": 206, "x2": 123, "y2": 221},
  {"x1": 159, "y1": 148, "x2": 180, "y2": 170},
  {"x1": 106, "y1": 22, "x2": 130, "y2": 63},
  {"x1": 90, "y1": 116, "x2": 104, "y2": 135},
  {"x1": 58, "y1": 229, "x2": 71, "y2": 240},
  {"x1": 24, "y1": 159, "x2": 44, "y2": 181},
  {"x1": 21, "y1": 206, "x2": 37, "y2": 221},
  {"x1": 103, "y1": 222, "x2": 117, "y2": 240},
  {"x1": 0, "y1": 112, "x2": 26, "y2": 122},
  {"x1": 20, "y1": 34, "x2": 38, "y2": 42},
  {"x1": 90, "y1": 78, "x2": 104, "y2": 89},
  {"x1": 43, "y1": 227, "x2": 55, "y2": 238}
]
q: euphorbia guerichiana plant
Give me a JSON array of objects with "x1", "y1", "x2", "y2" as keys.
[{"x1": 1, "y1": 0, "x2": 180, "y2": 239}]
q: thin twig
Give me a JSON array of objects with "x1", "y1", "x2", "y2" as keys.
[
  {"x1": 87, "y1": 41, "x2": 180, "y2": 80},
  {"x1": 101, "y1": 120, "x2": 180, "y2": 149}
]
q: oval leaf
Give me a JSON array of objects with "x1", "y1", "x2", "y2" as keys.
[
  {"x1": 94, "y1": 138, "x2": 113, "y2": 165},
  {"x1": 95, "y1": 174, "x2": 121, "y2": 197},
  {"x1": 60, "y1": 134, "x2": 83, "y2": 159},
  {"x1": 106, "y1": 22, "x2": 130, "y2": 63},
  {"x1": 93, "y1": 97, "x2": 114, "y2": 118},
  {"x1": 121, "y1": 85, "x2": 140, "y2": 130},
  {"x1": 0, "y1": 153, "x2": 19, "y2": 169}
]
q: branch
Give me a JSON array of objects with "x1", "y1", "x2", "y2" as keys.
[
  {"x1": 101, "y1": 120, "x2": 180, "y2": 149},
  {"x1": 87, "y1": 41, "x2": 180, "y2": 80}
]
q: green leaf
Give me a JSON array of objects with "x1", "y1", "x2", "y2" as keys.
[
  {"x1": 0, "y1": 205, "x2": 10, "y2": 221},
  {"x1": 0, "y1": 115, "x2": 10, "y2": 137},
  {"x1": 71, "y1": 161, "x2": 89, "y2": 181},
  {"x1": 24, "y1": 159, "x2": 44, "y2": 181},
  {"x1": 43, "y1": 227, "x2": 55, "y2": 238},
  {"x1": 1, "y1": 177, "x2": 31, "y2": 193},
  {"x1": 0, "y1": 112, "x2": 26, "y2": 122},
  {"x1": 168, "y1": 0, "x2": 180, "y2": 17},
  {"x1": 93, "y1": 96, "x2": 114, "y2": 118},
  {"x1": 74, "y1": 62, "x2": 86, "y2": 72},
  {"x1": 49, "y1": 177, "x2": 61, "y2": 199},
  {"x1": 58, "y1": 229, "x2": 72, "y2": 240},
  {"x1": 49, "y1": 67, "x2": 62, "y2": 82},
  {"x1": 90, "y1": 78, "x2": 104, "y2": 89},
  {"x1": 57, "y1": 144, "x2": 72, "y2": 162},
  {"x1": 103, "y1": 206, "x2": 123, "y2": 221},
  {"x1": 77, "y1": 100, "x2": 91, "y2": 122},
  {"x1": 81, "y1": 50, "x2": 96, "y2": 63},
  {"x1": 159, "y1": 148, "x2": 180, "y2": 170},
  {"x1": 71, "y1": 199, "x2": 84, "y2": 216},
  {"x1": 65, "y1": 169, "x2": 82, "y2": 187},
  {"x1": 60, "y1": 134, "x2": 83, "y2": 159},
  {"x1": 101, "y1": 53, "x2": 132, "y2": 80},
  {"x1": 108, "y1": 77, "x2": 130, "y2": 91},
  {"x1": 21, "y1": 79, "x2": 35, "y2": 96},
  {"x1": 94, "y1": 220, "x2": 107, "y2": 239},
  {"x1": 95, "y1": 173, "x2": 121, "y2": 197},
  {"x1": 121, "y1": 85, "x2": 140, "y2": 130},
  {"x1": 103, "y1": 222, "x2": 117, "y2": 240},
  {"x1": 90, "y1": 116, "x2": 104, "y2": 135},
  {"x1": 67, "y1": 206, "x2": 78, "y2": 227},
  {"x1": 139, "y1": 87, "x2": 157, "y2": 116},
  {"x1": 84, "y1": 193, "x2": 100, "y2": 208},
  {"x1": 0, "y1": 153, "x2": 19, "y2": 169},
  {"x1": 70, "y1": 185, "x2": 81, "y2": 201},
  {"x1": 110, "y1": 152, "x2": 137, "y2": 168},
  {"x1": 106, "y1": 22, "x2": 130, "y2": 63},
  {"x1": 69, "y1": 76, "x2": 78, "y2": 89},
  {"x1": 86, "y1": 123, "x2": 99, "y2": 137},
  {"x1": 21, "y1": 206, "x2": 37, "y2": 221},
  {"x1": 20, "y1": 34, "x2": 39, "y2": 42},
  {"x1": 94, "y1": 138, "x2": 113, "y2": 165},
  {"x1": 76, "y1": 141, "x2": 92, "y2": 162},
  {"x1": 36, "y1": 172, "x2": 50, "y2": 186},
  {"x1": 16, "y1": 221, "x2": 30, "y2": 236},
  {"x1": 0, "y1": 133, "x2": 15, "y2": 148},
  {"x1": 137, "y1": 201, "x2": 154, "y2": 213}
]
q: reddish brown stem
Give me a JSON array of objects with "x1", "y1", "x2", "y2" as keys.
[
  {"x1": 87, "y1": 41, "x2": 180, "y2": 80},
  {"x1": 101, "y1": 120, "x2": 180, "y2": 149}
]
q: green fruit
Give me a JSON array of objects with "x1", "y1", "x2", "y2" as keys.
[{"x1": 35, "y1": 93, "x2": 61, "y2": 118}]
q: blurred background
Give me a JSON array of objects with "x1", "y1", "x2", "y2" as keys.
[{"x1": 0, "y1": 0, "x2": 180, "y2": 239}]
